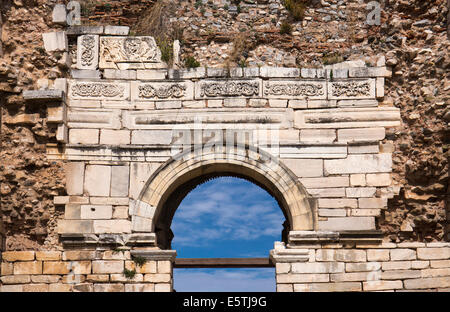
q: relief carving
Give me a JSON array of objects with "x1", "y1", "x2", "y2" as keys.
[
  {"x1": 100, "y1": 36, "x2": 162, "y2": 65},
  {"x1": 80, "y1": 35, "x2": 95, "y2": 66},
  {"x1": 331, "y1": 81, "x2": 371, "y2": 97},
  {"x1": 71, "y1": 83, "x2": 125, "y2": 98},
  {"x1": 264, "y1": 82, "x2": 325, "y2": 97},
  {"x1": 199, "y1": 81, "x2": 259, "y2": 97},
  {"x1": 138, "y1": 84, "x2": 186, "y2": 99}
]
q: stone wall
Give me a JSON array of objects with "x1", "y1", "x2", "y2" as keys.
[
  {"x1": 272, "y1": 242, "x2": 450, "y2": 292},
  {"x1": 0, "y1": 249, "x2": 173, "y2": 292}
]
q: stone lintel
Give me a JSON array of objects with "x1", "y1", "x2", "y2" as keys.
[
  {"x1": 131, "y1": 249, "x2": 177, "y2": 262},
  {"x1": 60, "y1": 233, "x2": 156, "y2": 247},
  {"x1": 288, "y1": 230, "x2": 383, "y2": 246},
  {"x1": 23, "y1": 90, "x2": 64, "y2": 102}
]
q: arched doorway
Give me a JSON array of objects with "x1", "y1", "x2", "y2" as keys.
[{"x1": 133, "y1": 142, "x2": 317, "y2": 249}]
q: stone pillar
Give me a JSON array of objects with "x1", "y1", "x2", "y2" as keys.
[{"x1": 130, "y1": 249, "x2": 176, "y2": 292}]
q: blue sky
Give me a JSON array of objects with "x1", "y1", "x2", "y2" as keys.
[{"x1": 171, "y1": 177, "x2": 284, "y2": 292}]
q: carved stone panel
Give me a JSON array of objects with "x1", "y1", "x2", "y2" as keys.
[
  {"x1": 130, "y1": 81, "x2": 194, "y2": 101},
  {"x1": 263, "y1": 80, "x2": 327, "y2": 100},
  {"x1": 99, "y1": 36, "x2": 162, "y2": 69},
  {"x1": 328, "y1": 79, "x2": 376, "y2": 100},
  {"x1": 194, "y1": 79, "x2": 262, "y2": 99},
  {"x1": 77, "y1": 35, "x2": 99, "y2": 70},
  {"x1": 68, "y1": 80, "x2": 130, "y2": 100}
]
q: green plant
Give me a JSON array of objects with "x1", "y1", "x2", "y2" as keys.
[
  {"x1": 280, "y1": 21, "x2": 293, "y2": 35},
  {"x1": 224, "y1": 4, "x2": 229, "y2": 10},
  {"x1": 284, "y1": 0, "x2": 307, "y2": 21},
  {"x1": 132, "y1": 255, "x2": 147, "y2": 267},
  {"x1": 157, "y1": 37, "x2": 173, "y2": 64},
  {"x1": 195, "y1": 0, "x2": 202, "y2": 9},
  {"x1": 185, "y1": 56, "x2": 200, "y2": 68},
  {"x1": 123, "y1": 268, "x2": 136, "y2": 279},
  {"x1": 111, "y1": 248, "x2": 123, "y2": 255},
  {"x1": 238, "y1": 59, "x2": 247, "y2": 68},
  {"x1": 200, "y1": 7, "x2": 206, "y2": 15},
  {"x1": 237, "y1": 5, "x2": 241, "y2": 14}
]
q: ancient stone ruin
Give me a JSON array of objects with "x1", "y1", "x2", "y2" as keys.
[{"x1": 0, "y1": 0, "x2": 448, "y2": 292}]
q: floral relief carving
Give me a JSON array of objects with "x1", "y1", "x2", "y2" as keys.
[
  {"x1": 331, "y1": 81, "x2": 371, "y2": 97},
  {"x1": 80, "y1": 35, "x2": 95, "y2": 66},
  {"x1": 264, "y1": 82, "x2": 325, "y2": 97},
  {"x1": 199, "y1": 81, "x2": 259, "y2": 97},
  {"x1": 100, "y1": 36, "x2": 162, "y2": 64},
  {"x1": 138, "y1": 84, "x2": 186, "y2": 99},
  {"x1": 71, "y1": 83, "x2": 125, "y2": 98}
]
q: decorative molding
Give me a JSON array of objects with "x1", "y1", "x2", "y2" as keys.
[
  {"x1": 138, "y1": 84, "x2": 186, "y2": 99},
  {"x1": 80, "y1": 36, "x2": 95, "y2": 66},
  {"x1": 264, "y1": 82, "x2": 325, "y2": 97},
  {"x1": 331, "y1": 81, "x2": 371, "y2": 97},
  {"x1": 198, "y1": 81, "x2": 260, "y2": 98},
  {"x1": 71, "y1": 83, "x2": 124, "y2": 98}
]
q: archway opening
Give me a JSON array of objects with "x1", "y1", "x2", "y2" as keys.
[{"x1": 171, "y1": 177, "x2": 285, "y2": 292}]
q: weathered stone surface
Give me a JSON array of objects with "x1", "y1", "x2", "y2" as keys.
[
  {"x1": 93, "y1": 220, "x2": 132, "y2": 233},
  {"x1": 131, "y1": 130, "x2": 173, "y2": 145},
  {"x1": 104, "y1": 69, "x2": 136, "y2": 80},
  {"x1": 318, "y1": 198, "x2": 357, "y2": 208},
  {"x1": 63, "y1": 251, "x2": 96, "y2": 261},
  {"x1": 92, "y1": 260, "x2": 124, "y2": 274},
  {"x1": 43, "y1": 31, "x2": 68, "y2": 52},
  {"x1": 80, "y1": 205, "x2": 113, "y2": 219},
  {"x1": 77, "y1": 35, "x2": 99, "y2": 70},
  {"x1": 319, "y1": 217, "x2": 375, "y2": 231},
  {"x1": 345, "y1": 262, "x2": 381, "y2": 272},
  {"x1": 382, "y1": 261, "x2": 412, "y2": 271},
  {"x1": 58, "y1": 220, "x2": 93, "y2": 234},
  {"x1": 1, "y1": 275, "x2": 31, "y2": 284},
  {"x1": 366, "y1": 173, "x2": 391, "y2": 186},
  {"x1": 291, "y1": 262, "x2": 344, "y2": 274},
  {"x1": 337, "y1": 128, "x2": 385, "y2": 143},
  {"x1": 335, "y1": 250, "x2": 367, "y2": 262},
  {"x1": 52, "y1": 4, "x2": 67, "y2": 24},
  {"x1": 23, "y1": 90, "x2": 64, "y2": 101},
  {"x1": 104, "y1": 26, "x2": 130, "y2": 35},
  {"x1": 381, "y1": 270, "x2": 421, "y2": 280},
  {"x1": 14, "y1": 261, "x2": 42, "y2": 275},
  {"x1": 144, "y1": 273, "x2": 171, "y2": 283},
  {"x1": 417, "y1": 248, "x2": 450, "y2": 260},
  {"x1": 277, "y1": 273, "x2": 329, "y2": 283},
  {"x1": 94, "y1": 283, "x2": 124, "y2": 292},
  {"x1": 111, "y1": 166, "x2": 130, "y2": 197},
  {"x1": 69, "y1": 129, "x2": 99, "y2": 145},
  {"x1": 300, "y1": 129, "x2": 336, "y2": 143},
  {"x1": 345, "y1": 187, "x2": 377, "y2": 198},
  {"x1": 282, "y1": 159, "x2": 323, "y2": 177},
  {"x1": 390, "y1": 249, "x2": 417, "y2": 261},
  {"x1": 307, "y1": 188, "x2": 346, "y2": 198},
  {"x1": 2, "y1": 251, "x2": 35, "y2": 262},
  {"x1": 35, "y1": 251, "x2": 61, "y2": 261},
  {"x1": 65, "y1": 162, "x2": 84, "y2": 196},
  {"x1": 331, "y1": 271, "x2": 381, "y2": 282},
  {"x1": 294, "y1": 282, "x2": 361, "y2": 292},
  {"x1": 367, "y1": 250, "x2": 390, "y2": 262},
  {"x1": 363, "y1": 280, "x2": 403, "y2": 291},
  {"x1": 358, "y1": 198, "x2": 388, "y2": 209},
  {"x1": 404, "y1": 277, "x2": 450, "y2": 289},
  {"x1": 324, "y1": 154, "x2": 392, "y2": 175},
  {"x1": 84, "y1": 165, "x2": 111, "y2": 197},
  {"x1": 100, "y1": 130, "x2": 131, "y2": 145}
]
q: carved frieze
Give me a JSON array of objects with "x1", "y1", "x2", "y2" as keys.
[
  {"x1": 68, "y1": 81, "x2": 130, "y2": 100},
  {"x1": 131, "y1": 81, "x2": 194, "y2": 101},
  {"x1": 99, "y1": 36, "x2": 162, "y2": 69},
  {"x1": 328, "y1": 79, "x2": 376, "y2": 99},
  {"x1": 77, "y1": 35, "x2": 99, "y2": 70},
  {"x1": 195, "y1": 80, "x2": 262, "y2": 99},
  {"x1": 263, "y1": 80, "x2": 326, "y2": 99}
]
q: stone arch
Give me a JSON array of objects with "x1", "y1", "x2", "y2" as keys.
[{"x1": 133, "y1": 143, "x2": 317, "y2": 249}]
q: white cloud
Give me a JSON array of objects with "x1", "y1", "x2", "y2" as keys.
[{"x1": 173, "y1": 268, "x2": 276, "y2": 292}]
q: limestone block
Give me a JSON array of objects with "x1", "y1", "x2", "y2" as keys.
[
  {"x1": 277, "y1": 273, "x2": 329, "y2": 283},
  {"x1": 300, "y1": 129, "x2": 336, "y2": 143},
  {"x1": 300, "y1": 177, "x2": 349, "y2": 188},
  {"x1": 155, "y1": 101, "x2": 182, "y2": 109},
  {"x1": 1, "y1": 263, "x2": 14, "y2": 275},
  {"x1": 113, "y1": 206, "x2": 129, "y2": 219},
  {"x1": 404, "y1": 277, "x2": 450, "y2": 289},
  {"x1": 80, "y1": 205, "x2": 113, "y2": 219},
  {"x1": 381, "y1": 270, "x2": 421, "y2": 280},
  {"x1": 288, "y1": 99, "x2": 308, "y2": 109},
  {"x1": 330, "y1": 271, "x2": 381, "y2": 282},
  {"x1": 291, "y1": 262, "x2": 344, "y2": 274},
  {"x1": 319, "y1": 217, "x2": 375, "y2": 231},
  {"x1": 125, "y1": 284, "x2": 155, "y2": 292},
  {"x1": 31, "y1": 275, "x2": 61, "y2": 283},
  {"x1": 350, "y1": 174, "x2": 366, "y2": 186},
  {"x1": 77, "y1": 35, "x2": 99, "y2": 70},
  {"x1": 14, "y1": 262, "x2": 42, "y2": 275},
  {"x1": 0, "y1": 285, "x2": 23, "y2": 292},
  {"x1": 64, "y1": 204, "x2": 81, "y2": 219},
  {"x1": 363, "y1": 280, "x2": 403, "y2": 291},
  {"x1": 35, "y1": 251, "x2": 61, "y2": 261},
  {"x1": 94, "y1": 283, "x2": 124, "y2": 292},
  {"x1": 111, "y1": 166, "x2": 130, "y2": 197},
  {"x1": 324, "y1": 154, "x2": 392, "y2": 175},
  {"x1": 68, "y1": 81, "x2": 130, "y2": 101},
  {"x1": 307, "y1": 188, "x2": 346, "y2": 198},
  {"x1": 421, "y1": 268, "x2": 450, "y2": 278},
  {"x1": 337, "y1": 100, "x2": 378, "y2": 108},
  {"x1": 277, "y1": 284, "x2": 294, "y2": 292},
  {"x1": 345, "y1": 262, "x2": 381, "y2": 272},
  {"x1": 144, "y1": 273, "x2": 171, "y2": 283},
  {"x1": 69, "y1": 129, "x2": 99, "y2": 145},
  {"x1": 104, "y1": 26, "x2": 130, "y2": 35},
  {"x1": 417, "y1": 248, "x2": 450, "y2": 260},
  {"x1": 155, "y1": 284, "x2": 171, "y2": 292},
  {"x1": 44, "y1": 261, "x2": 90, "y2": 274},
  {"x1": 5, "y1": 113, "x2": 39, "y2": 125},
  {"x1": 57, "y1": 220, "x2": 93, "y2": 234},
  {"x1": 57, "y1": 123, "x2": 69, "y2": 143},
  {"x1": 49, "y1": 284, "x2": 73, "y2": 292},
  {"x1": 206, "y1": 67, "x2": 228, "y2": 77},
  {"x1": 104, "y1": 69, "x2": 136, "y2": 80},
  {"x1": 129, "y1": 163, "x2": 158, "y2": 199},
  {"x1": 125, "y1": 260, "x2": 157, "y2": 274},
  {"x1": 366, "y1": 173, "x2": 391, "y2": 187},
  {"x1": 67, "y1": 26, "x2": 104, "y2": 35},
  {"x1": 43, "y1": 32, "x2": 68, "y2": 52},
  {"x1": 71, "y1": 69, "x2": 101, "y2": 79},
  {"x1": 301, "y1": 68, "x2": 317, "y2": 78},
  {"x1": 318, "y1": 198, "x2": 357, "y2": 209},
  {"x1": 337, "y1": 128, "x2": 385, "y2": 143},
  {"x1": 391, "y1": 248, "x2": 416, "y2": 261},
  {"x1": 84, "y1": 165, "x2": 111, "y2": 197},
  {"x1": 263, "y1": 80, "x2": 327, "y2": 100},
  {"x1": 294, "y1": 282, "x2": 361, "y2": 292},
  {"x1": 260, "y1": 67, "x2": 299, "y2": 78},
  {"x1": 280, "y1": 145, "x2": 347, "y2": 159},
  {"x1": 182, "y1": 100, "x2": 206, "y2": 108},
  {"x1": 1, "y1": 275, "x2": 31, "y2": 284},
  {"x1": 168, "y1": 67, "x2": 206, "y2": 79},
  {"x1": 62, "y1": 250, "x2": 97, "y2": 260},
  {"x1": 207, "y1": 99, "x2": 222, "y2": 107},
  {"x1": 276, "y1": 263, "x2": 291, "y2": 274},
  {"x1": 376, "y1": 78, "x2": 385, "y2": 98},
  {"x1": 157, "y1": 261, "x2": 172, "y2": 274},
  {"x1": 23, "y1": 284, "x2": 49, "y2": 292},
  {"x1": 131, "y1": 130, "x2": 173, "y2": 145},
  {"x1": 248, "y1": 99, "x2": 267, "y2": 107},
  {"x1": 358, "y1": 198, "x2": 388, "y2": 209},
  {"x1": 100, "y1": 129, "x2": 131, "y2": 145},
  {"x1": 243, "y1": 67, "x2": 259, "y2": 77},
  {"x1": 381, "y1": 261, "x2": 412, "y2": 271},
  {"x1": 47, "y1": 105, "x2": 66, "y2": 123},
  {"x1": 307, "y1": 100, "x2": 337, "y2": 109},
  {"x1": 269, "y1": 99, "x2": 288, "y2": 108},
  {"x1": 2, "y1": 251, "x2": 35, "y2": 262},
  {"x1": 348, "y1": 144, "x2": 380, "y2": 154},
  {"x1": 431, "y1": 260, "x2": 450, "y2": 268},
  {"x1": 345, "y1": 187, "x2": 377, "y2": 198},
  {"x1": 294, "y1": 107, "x2": 401, "y2": 129},
  {"x1": 93, "y1": 220, "x2": 132, "y2": 234},
  {"x1": 348, "y1": 67, "x2": 391, "y2": 78},
  {"x1": 23, "y1": 90, "x2": 64, "y2": 101},
  {"x1": 136, "y1": 70, "x2": 167, "y2": 80},
  {"x1": 65, "y1": 162, "x2": 85, "y2": 195},
  {"x1": 131, "y1": 216, "x2": 152, "y2": 232},
  {"x1": 335, "y1": 250, "x2": 367, "y2": 262},
  {"x1": 52, "y1": 4, "x2": 67, "y2": 24},
  {"x1": 282, "y1": 159, "x2": 323, "y2": 178}
]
